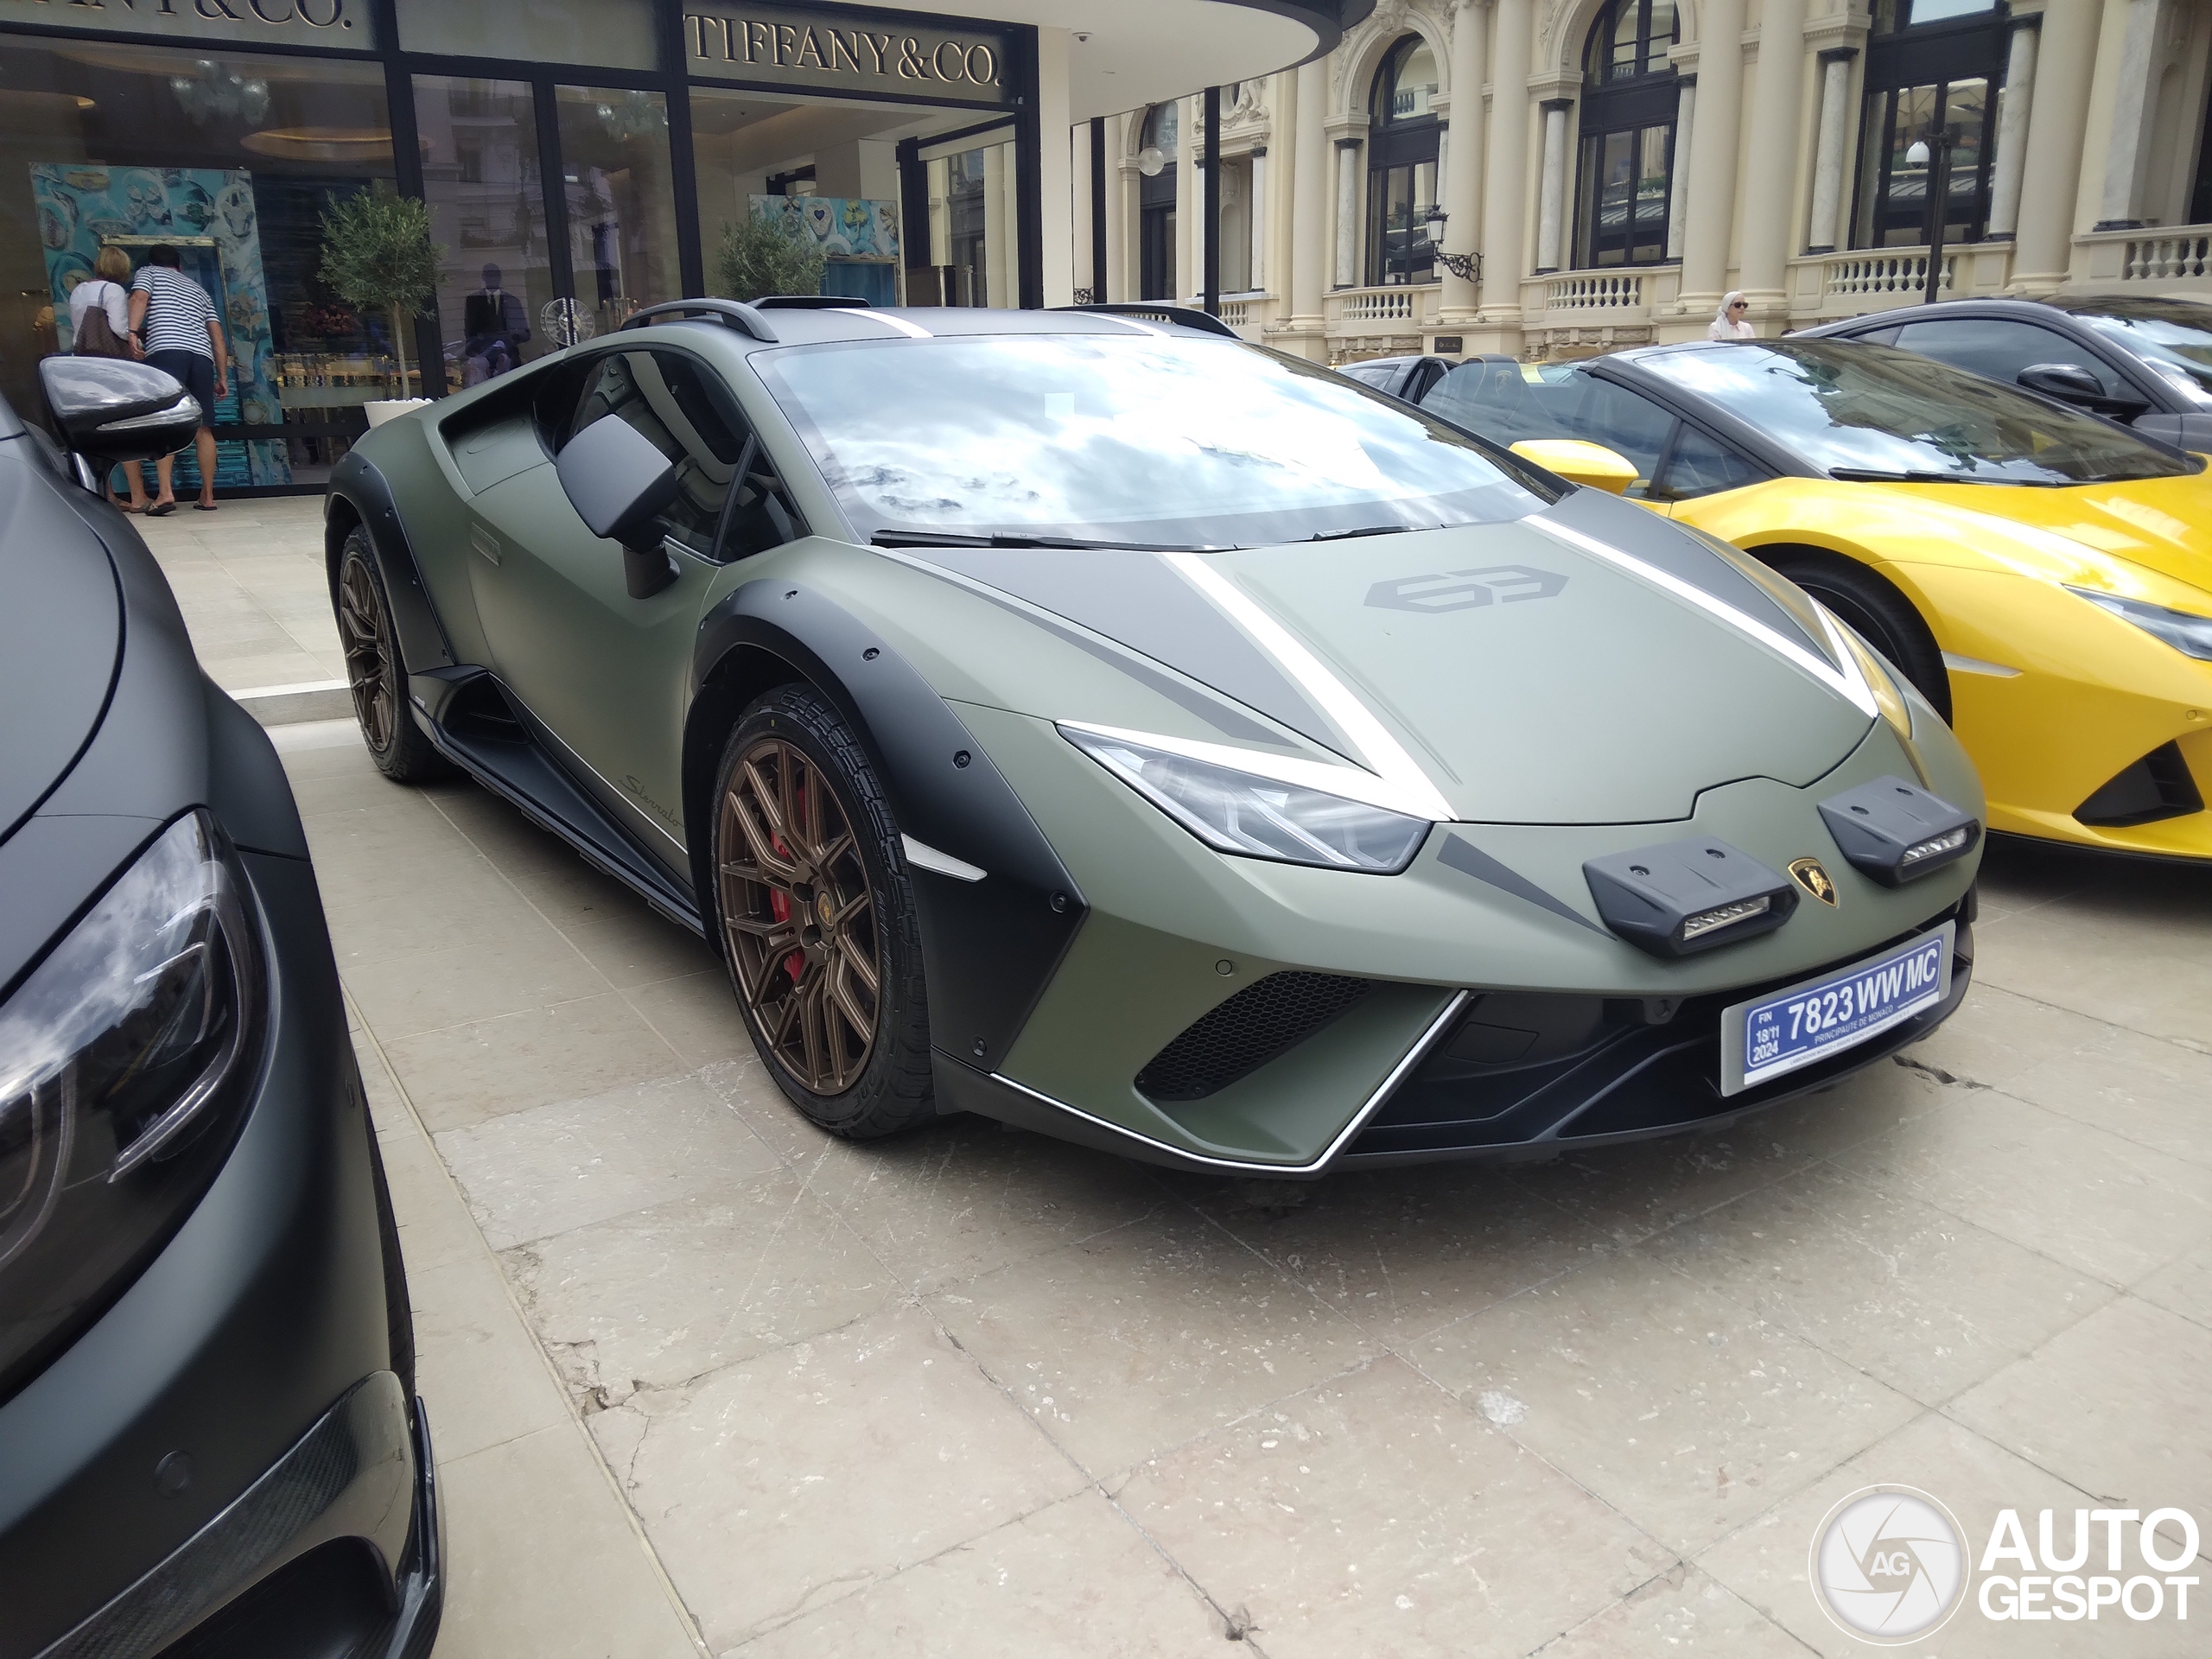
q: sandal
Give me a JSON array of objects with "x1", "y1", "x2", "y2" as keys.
[
  {"x1": 192, "y1": 502, "x2": 218, "y2": 512},
  {"x1": 146, "y1": 501, "x2": 176, "y2": 518}
]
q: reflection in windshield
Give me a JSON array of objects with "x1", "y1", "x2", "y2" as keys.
[
  {"x1": 2075, "y1": 304, "x2": 2212, "y2": 404},
  {"x1": 1635, "y1": 341, "x2": 2194, "y2": 484},
  {"x1": 757, "y1": 335, "x2": 1549, "y2": 546}
]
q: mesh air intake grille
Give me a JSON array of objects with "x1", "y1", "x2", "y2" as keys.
[{"x1": 1135, "y1": 972, "x2": 1371, "y2": 1102}]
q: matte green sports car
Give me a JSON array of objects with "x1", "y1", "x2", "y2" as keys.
[{"x1": 327, "y1": 299, "x2": 1984, "y2": 1174}]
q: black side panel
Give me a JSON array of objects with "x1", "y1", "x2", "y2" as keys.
[
  {"x1": 202, "y1": 677, "x2": 310, "y2": 861},
  {"x1": 691, "y1": 581, "x2": 1086, "y2": 1070},
  {"x1": 327, "y1": 451, "x2": 454, "y2": 675},
  {"x1": 428, "y1": 675, "x2": 703, "y2": 935}
]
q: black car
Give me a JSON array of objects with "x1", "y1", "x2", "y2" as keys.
[
  {"x1": 0, "y1": 361, "x2": 441, "y2": 1659},
  {"x1": 1802, "y1": 295, "x2": 2212, "y2": 450},
  {"x1": 1333, "y1": 352, "x2": 1460, "y2": 401}
]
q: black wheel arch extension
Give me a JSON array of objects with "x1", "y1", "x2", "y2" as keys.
[
  {"x1": 325, "y1": 452, "x2": 454, "y2": 677},
  {"x1": 688, "y1": 580, "x2": 1088, "y2": 1074}
]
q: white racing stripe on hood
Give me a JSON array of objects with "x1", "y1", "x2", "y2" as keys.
[
  {"x1": 1162, "y1": 552, "x2": 1458, "y2": 822},
  {"x1": 1527, "y1": 514, "x2": 1879, "y2": 719}
]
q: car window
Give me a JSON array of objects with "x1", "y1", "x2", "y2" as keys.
[
  {"x1": 1652, "y1": 423, "x2": 1767, "y2": 501},
  {"x1": 1630, "y1": 340, "x2": 2193, "y2": 484},
  {"x1": 757, "y1": 335, "x2": 1552, "y2": 547},
  {"x1": 2069, "y1": 299, "x2": 2212, "y2": 404},
  {"x1": 1338, "y1": 361, "x2": 1400, "y2": 389},
  {"x1": 1423, "y1": 364, "x2": 1673, "y2": 497},
  {"x1": 1888, "y1": 318, "x2": 2122, "y2": 397},
  {"x1": 567, "y1": 349, "x2": 782, "y2": 557}
]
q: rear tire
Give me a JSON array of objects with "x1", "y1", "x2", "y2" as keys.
[
  {"x1": 709, "y1": 685, "x2": 935, "y2": 1139},
  {"x1": 1760, "y1": 549, "x2": 1953, "y2": 725},
  {"x1": 337, "y1": 526, "x2": 454, "y2": 783}
]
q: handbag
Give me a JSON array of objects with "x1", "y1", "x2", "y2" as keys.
[{"x1": 73, "y1": 281, "x2": 132, "y2": 359}]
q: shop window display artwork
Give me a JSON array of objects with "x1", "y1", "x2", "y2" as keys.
[
  {"x1": 751, "y1": 194, "x2": 899, "y2": 305},
  {"x1": 34, "y1": 162, "x2": 290, "y2": 487}
]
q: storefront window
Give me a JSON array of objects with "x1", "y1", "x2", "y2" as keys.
[
  {"x1": 1366, "y1": 36, "x2": 1440, "y2": 287},
  {"x1": 926, "y1": 138, "x2": 1017, "y2": 306},
  {"x1": 1573, "y1": 0, "x2": 1678, "y2": 270},
  {"x1": 1850, "y1": 1, "x2": 2005, "y2": 251},
  {"x1": 555, "y1": 84, "x2": 680, "y2": 339},
  {"x1": 414, "y1": 77, "x2": 553, "y2": 389},
  {"x1": 0, "y1": 40, "x2": 394, "y2": 487}
]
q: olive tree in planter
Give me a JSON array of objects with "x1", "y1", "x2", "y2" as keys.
[
  {"x1": 715, "y1": 211, "x2": 825, "y2": 303},
  {"x1": 319, "y1": 185, "x2": 442, "y2": 412}
]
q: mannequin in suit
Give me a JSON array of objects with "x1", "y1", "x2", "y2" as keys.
[{"x1": 462, "y1": 263, "x2": 530, "y2": 382}]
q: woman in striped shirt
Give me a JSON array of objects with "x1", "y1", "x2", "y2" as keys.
[{"x1": 127, "y1": 246, "x2": 229, "y2": 515}]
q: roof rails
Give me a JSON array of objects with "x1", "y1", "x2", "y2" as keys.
[
  {"x1": 1052, "y1": 302, "x2": 1242, "y2": 340},
  {"x1": 751, "y1": 295, "x2": 871, "y2": 309},
  {"x1": 620, "y1": 299, "x2": 779, "y2": 343}
]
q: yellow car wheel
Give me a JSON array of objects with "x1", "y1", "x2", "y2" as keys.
[{"x1": 1758, "y1": 546, "x2": 1954, "y2": 725}]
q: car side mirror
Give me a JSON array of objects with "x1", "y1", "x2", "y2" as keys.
[
  {"x1": 39, "y1": 358, "x2": 200, "y2": 469},
  {"x1": 1509, "y1": 438, "x2": 1640, "y2": 494},
  {"x1": 2017, "y1": 362, "x2": 2149, "y2": 418},
  {"x1": 556, "y1": 414, "x2": 680, "y2": 551}
]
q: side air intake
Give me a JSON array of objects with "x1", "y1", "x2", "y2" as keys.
[
  {"x1": 2075, "y1": 741, "x2": 2204, "y2": 828},
  {"x1": 1135, "y1": 972, "x2": 1371, "y2": 1102}
]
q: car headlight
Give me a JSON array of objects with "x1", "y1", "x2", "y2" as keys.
[
  {"x1": 1062, "y1": 728, "x2": 1431, "y2": 873},
  {"x1": 2065, "y1": 585, "x2": 2212, "y2": 661},
  {"x1": 0, "y1": 811, "x2": 263, "y2": 1390}
]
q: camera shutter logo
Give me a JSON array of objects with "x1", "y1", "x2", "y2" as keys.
[{"x1": 1809, "y1": 1484, "x2": 1967, "y2": 1643}]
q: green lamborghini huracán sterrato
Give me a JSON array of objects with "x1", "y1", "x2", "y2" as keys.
[{"x1": 327, "y1": 299, "x2": 1983, "y2": 1175}]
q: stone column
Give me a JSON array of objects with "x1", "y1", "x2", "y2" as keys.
[
  {"x1": 1984, "y1": 18, "x2": 2041, "y2": 238},
  {"x1": 1105, "y1": 114, "x2": 1131, "y2": 302},
  {"x1": 1289, "y1": 59, "x2": 1328, "y2": 334},
  {"x1": 2012, "y1": 0, "x2": 2098, "y2": 289},
  {"x1": 1678, "y1": 0, "x2": 1748, "y2": 308},
  {"x1": 1805, "y1": 50, "x2": 1857, "y2": 252},
  {"x1": 1664, "y1": 76, "x2": 1695, "y2": 260},
  {"x1": 1534, "y1": 99, "x2": 1573, "y2": 273},
  {"x1": 1736, "y1": 0, "x2": 1808, "y2": 310},
  {"x1": 1480, "y1": 0, "x2": 1534, "y2": 315},
  {"x1": 1440, "y1": 0, "x2": 1490, "y2": 320},
  {"x1": 2096, "y1": 0, "x2": 2166, "y2": 231},
  {"x1": 1177, "y1": 97, "x2": 1198, "y2": 302},
  {"x1": 1249, "y1": 147, "x2": 1268, "y2": 292},
  {"x1": 1334, "y1": 137, "x2": 1363, "y2": 288}
]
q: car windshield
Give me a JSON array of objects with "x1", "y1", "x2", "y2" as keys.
[
  {"x1": 1630, "y1": 340, "x2": 2194, "y2": 484},
  {"x1": 755, "y1": 334, "x2": 1550, "y2": 547},
  {"x1": 2065, "y1": 298, "x2": 2212, "y2": 404}
]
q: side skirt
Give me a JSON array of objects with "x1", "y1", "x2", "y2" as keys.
[{"x1": 410, "y1": 673, "x2": 705, "y2": 938}]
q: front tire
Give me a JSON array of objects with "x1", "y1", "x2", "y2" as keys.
[
  {"x1": 710, "y1": 685, "x2": 934, "y2": 1138},
  {"x1": 337, "y1": 527, "x2": 454, "y2": 783},
  {"x1": 1760, "y1": 549, "x2": 1953, "y2": 725}
]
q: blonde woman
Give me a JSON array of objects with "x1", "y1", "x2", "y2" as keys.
[
  {"x1": 1708, "y1": 291, "x2": 1755, "y2": 340},
  {"x1": 69, "y1": 246, "x2": 152, "y2": 512}
]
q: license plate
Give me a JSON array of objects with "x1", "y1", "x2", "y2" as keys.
[{"x1": 1720, "y1": 923, "x2": 1954, "y2": 1096}]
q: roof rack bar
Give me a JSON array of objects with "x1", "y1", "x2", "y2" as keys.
[
  {"x1": 751, "y1": 295, "x2": 871, "y2": 309},
  {"x1": 620, "y1": 299, "x2": 779, "y2": 343},
  {"x1": 1051, "y1": 302, "x2": 1242, "y2": 340}
]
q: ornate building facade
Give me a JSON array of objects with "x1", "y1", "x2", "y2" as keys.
[{"x1": 1071, "y1": 0, "x2": 2212, "y2": 361}]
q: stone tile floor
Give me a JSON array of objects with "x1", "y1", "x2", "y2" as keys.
[{"x1": 175, "y1": 516, "x2": 2211, "y2": 1656}]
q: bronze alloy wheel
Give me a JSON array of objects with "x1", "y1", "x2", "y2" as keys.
[
  {"x1": 717, "y1": 735, "x2": 881, "y2": 1094},
  {"x1": 339, "y1": 555, "x2": 397, "y2": 753}
]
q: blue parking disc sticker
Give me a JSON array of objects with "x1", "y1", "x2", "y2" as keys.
[{"x1": 1721, "y1": 923, "x2": 1954, "y2": 1096}]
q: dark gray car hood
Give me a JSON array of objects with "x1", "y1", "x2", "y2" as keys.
[{"x1": 0, "y1": 437, "x2": 121, "y2": 843}]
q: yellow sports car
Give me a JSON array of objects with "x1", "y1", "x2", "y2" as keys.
[{"x1": 1421, "y1": 340, "x2": 2212, "y2": 860}]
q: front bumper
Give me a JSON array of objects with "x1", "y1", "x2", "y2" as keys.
[
  {"x1": 0, "y1": 850, "x2": 438, "y2": 1659},
  {"x1": 946, "y1": 900, "x2": 1973, "y2": 1177},
  {"x1": 35, "y1": 1376, "x2": 442, "y2": 1659}
]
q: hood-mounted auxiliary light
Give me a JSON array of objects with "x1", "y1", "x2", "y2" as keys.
[
  {"x1": 1817, "y1": 776, "x2": 1980, "y2": 887},
  {"x1": 1583, "y1": 839, "x2": 1798, "y2": 958}
]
